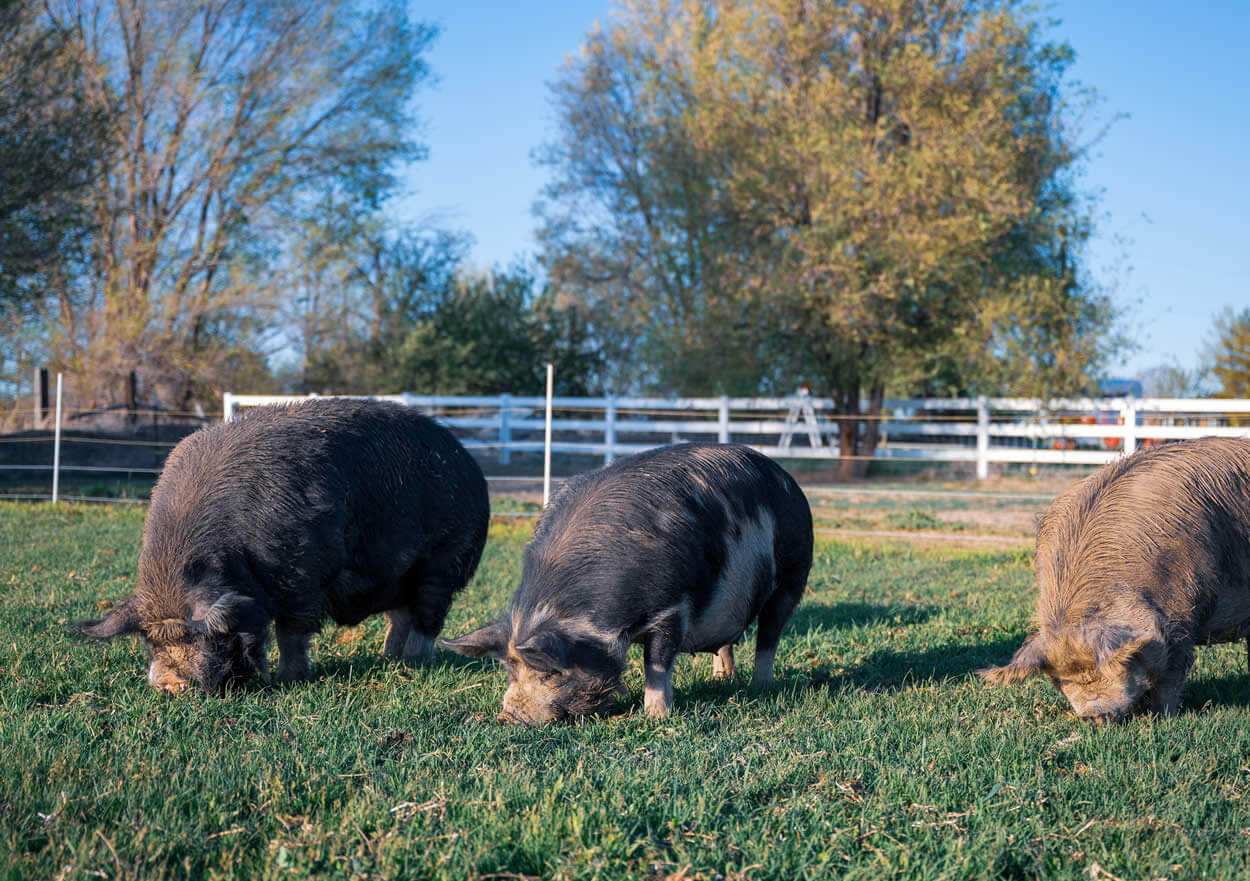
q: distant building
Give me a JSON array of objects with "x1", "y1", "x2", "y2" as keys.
[{"x1": 1097, "y1": 378, "x2": 1144, "y2": 398}]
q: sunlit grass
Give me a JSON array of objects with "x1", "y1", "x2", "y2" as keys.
[{"x1": 2, "y1": 503, "x2": 1248, "y2": 880}]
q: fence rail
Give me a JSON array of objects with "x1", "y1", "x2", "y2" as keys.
[
  {"x1": 7, "y1": 387, "x2": 1250, "y2": 508},
  {"x1": 224, "y1": 392, "x2": 1250, "y2": 479}
]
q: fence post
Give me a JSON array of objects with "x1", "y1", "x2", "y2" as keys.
[
  {"x1": 222, "y1": 392, "x2": 235, "y2": 423},
  {"x1": 34, "y1": 367, "x2": 48, "y2": 429},
  {"x1": 1122, "y1": 397, "x2": 1137, "y2": 455},
  {"x1": 976, "y1": 395, "x2": 989, "y2": 480},
  {"x1": 499, "y1": 393, "x2": 512, "y2": 465},
  {"x1": 51, "y1": 373, "x2": 63, "y2": 503},
  {"x1": 718, "y1": 396, "x2": 730, "y2": 444},
  {"x1": 543, "y1": 364, "x2": 554, "y2": 507},
  {"x1": 604, "y1": 395, "x2": 616, "y2": 464}
]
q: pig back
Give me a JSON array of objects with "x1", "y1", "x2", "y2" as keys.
[
  {"x1": 144, "y1": 400, "x2": 488, "y2": 606},
  {"x1": 1033, "y1": 437, "x2": 1250, "y2": 634},
  {"x1": 517, "y1": 443, "x2": 812, "y2": 628}
]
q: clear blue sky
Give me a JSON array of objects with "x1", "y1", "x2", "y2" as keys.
[{"x1": 396, "y1": 1, "x2": 1250, "y2": 381}]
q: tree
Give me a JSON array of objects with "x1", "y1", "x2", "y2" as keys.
[
  {"x1": 536, "y1": 17, "x2": 780, "y2": 395},
  {"x1": 1205, "y1": 307, "x2": 1250, "y2": 399},
  {"x1": 288, "y1": 224, "x2": 604, "y2": 397},
  {"x1": 387, "y1": 264, "x2": 602, "y2": 396},
  {"x1": 287, "y1": 222, "x2": 470, "y2": 395},
  {"x1": 539, "y1": 0, "x2": 1122, "y2": 477},
  {"x1": 43, "y1": 0, "x2": 434, "y2": 408},
  {"x1": 0, "y1": 0, "x2": 111, "y2": 312},
  {"x1": 1137, "y1": 363, "x2": 1211, "y2": 399}
]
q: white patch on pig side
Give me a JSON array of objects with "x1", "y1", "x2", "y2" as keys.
[{"x1": 682, "y1": 510, "x2": 776, "y2": 653}]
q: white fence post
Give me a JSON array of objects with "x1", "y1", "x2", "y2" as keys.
[
  {"x1": 222, "y1": 392, "x2": 235, "y2": 423},
  {"x1": 604, "y1": 395, "x2": 616, "y2": 464},
  {"x1": 51, "y1": 373, "x2": 63, "y2": 503},
  {"x1": 499, "y1": 393, "x2": 512, "y2": 465},
  {"x1": 543, "y1": 364, "x2": 554, "y2": 507},
  {"x1": 976, "y1": 396, "x2": 989, "y2": 480},
  {"x1": 718, "y1": 396, "x2": 730, "y2": 443},
  {"x1": 1122, "y1": 397, "x2": 1137, "y2": 455}
]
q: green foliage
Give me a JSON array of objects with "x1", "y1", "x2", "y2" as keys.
[
  {"x1": 1205, "y1": 306, "x2": 1250, "y2": 399},
  {"x1": 32, "y1": 0, "x2": 436, "y2": 408},
  {"x1": 0, "y1": 0, "x2": 110, "y2": 313},
  {"x1": 291, "y1": 232, "x2": 604, "y2": 396},
  {"x1": 387, "y1": 265, "x2": 602, "y2": 396},
  {"x1": 4, "y1": 503, "x2": 1250, "y2": 879},
  {"x1": 538, "y1": 0, "x2": 1125, "y2": 473}
]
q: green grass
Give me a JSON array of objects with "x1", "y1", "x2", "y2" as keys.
[{"x1": 3, "y1": 504, "x2": 1250, "y2": 880}]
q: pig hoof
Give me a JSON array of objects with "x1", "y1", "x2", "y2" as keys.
[
  {"x1": 402, "y1": 632, "x2": 437, "y2": 664},
  {"x1": 643, "y1": 692, "x2": 670, "y2": 718}
]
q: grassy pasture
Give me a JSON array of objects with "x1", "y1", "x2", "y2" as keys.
[{"x1": 2, "y1": 504, "x2": 1250, "y2": 880}]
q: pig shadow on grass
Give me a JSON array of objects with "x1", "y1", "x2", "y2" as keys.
[
  {"x1": 308, "y1": 649, "x2": 488, "y2": 683},
  {"x1": 1181, "y1": 670, "x2": 1250, "y2": 713},
  {"x1": 754, "y1": 633, "x2": 1030, "y2": 698},
  {"x1": 836, "y1": 635, "x2": 1030, "y2": 692},
  {"x1": 786, "y1": 600, "x2": 934, "y2": 636}
]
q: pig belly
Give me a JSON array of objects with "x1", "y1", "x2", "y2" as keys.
[
  {"x1": 682, "y1": 615, "x2": 748, "y2": 653},
  {"x1": 324, "y1": 568, "x2": 394, "y2": 625}
]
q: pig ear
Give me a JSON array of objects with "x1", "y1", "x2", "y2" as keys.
[
  {"x1": 1089, "y1": 621, "x2": 1166, "y2": 675},
  {"x1": 189, "y1": 592, "x2": 256, "y2": 635},
  {"x1": 75, "y1": 596, "x2": 141, "y2": 640},
  {"x1": 977, "y1": 634, "x2": 1048, "y2": 684},
  {"x1": 438, "y1": 622, "x2": 509, "y2": 659},
  {"x1": 515, "y1": 629, "x2": 570, "y2": 675}
]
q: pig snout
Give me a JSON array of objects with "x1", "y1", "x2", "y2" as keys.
[{"x1": 148, "y1": 661, "x2": 189, "y2": 693}]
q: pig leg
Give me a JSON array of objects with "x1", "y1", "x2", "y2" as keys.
[
  {"x1": 711, "y1": 644, "x2": 736, "y2": 680},
  {"x1": 752, "y1": 584, "x2": 804, "y2": 686},
  {"x1": 404, "y1": 553, "x2": 474, "y2": 663},
  {"x1": 642, "y1": 629, "x2": 681, "y2": 718},
  {"x1": 382, "y1": 609, "x2": 414, "y2": 658},
  {"x1": 1148, "y1": 642, "x2": 1194, "y2": 717},
  {"x1": 275, "y1": 624, "x2": 313, "y2": 683}
]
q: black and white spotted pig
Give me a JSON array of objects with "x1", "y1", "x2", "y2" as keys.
[{"x1": 441, "y1": 443, "x2": 813, "y2": 722}]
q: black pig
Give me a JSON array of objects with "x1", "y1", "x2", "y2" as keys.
[
  {"x1": 77, "y1": 398, "x2": 489, "y2": 692},
  {"x1": 441, "y1": 443, "x2": 813, "y2": 722}
]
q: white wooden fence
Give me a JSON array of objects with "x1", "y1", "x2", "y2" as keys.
[{"x1": 223, "y1": 392, "x2": 1250, "y2": 479}]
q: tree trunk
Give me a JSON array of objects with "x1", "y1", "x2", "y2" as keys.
[
  {"x1": 833, "y1": 380, "x2": 885, "y2": 481},
  {"x1": 858, "y1": 382, "x2": 886, "y2": 477},
  {"x1": 834, "y1": 384, "x2": 860, "y2": 481}
]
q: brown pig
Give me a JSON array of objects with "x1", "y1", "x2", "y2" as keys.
[{"x1": 980, "y1": 437, "x2": 1250, "y2": 722}]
